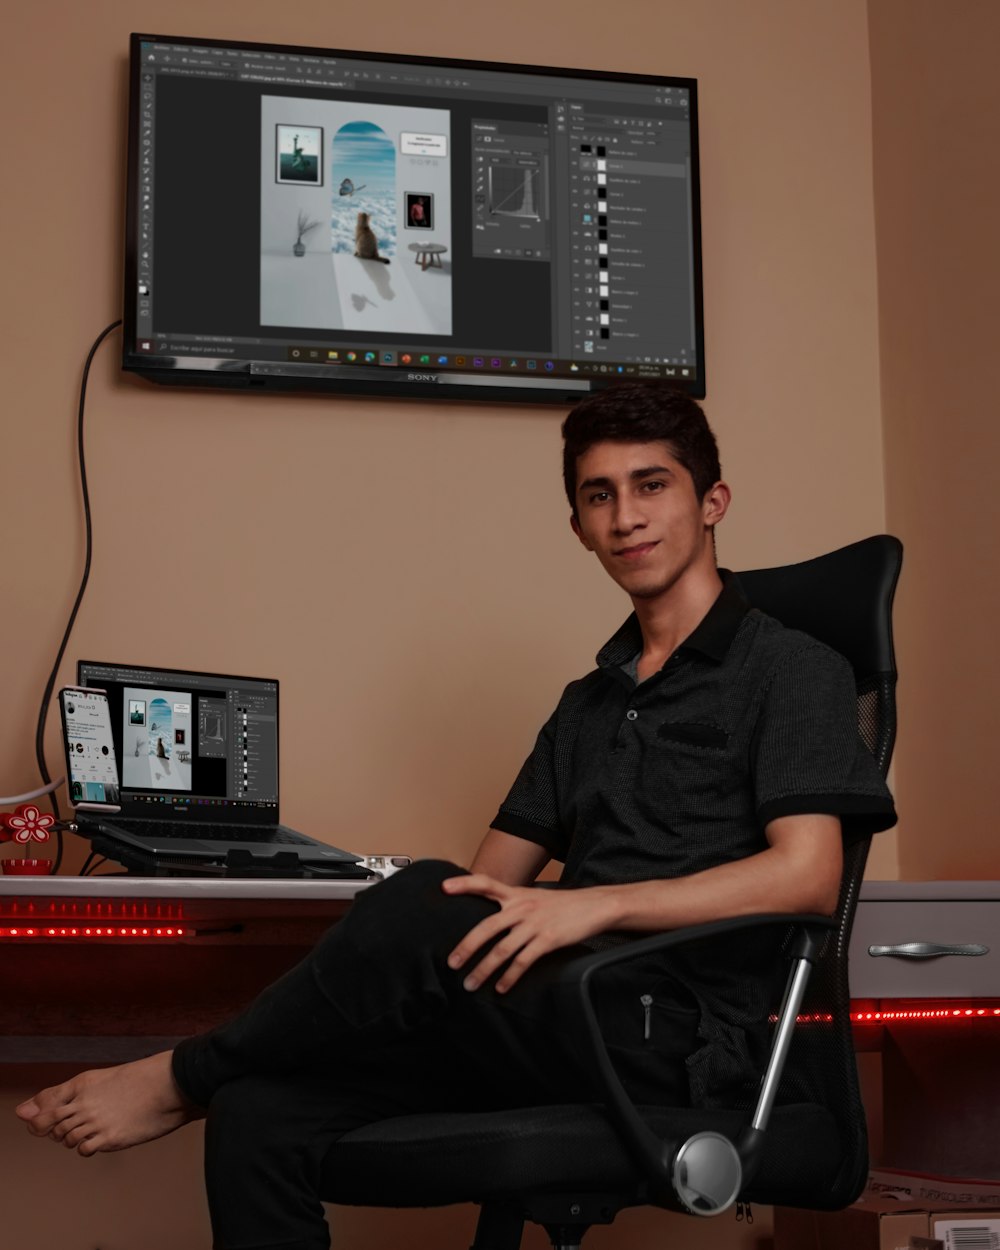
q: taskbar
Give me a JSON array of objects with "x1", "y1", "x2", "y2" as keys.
[
  {"x1": 282, "y1": 346, "x2": 696, "y2": 382},
  {"x1": 128, "y1": 794, "x2": 278, "y2": 810},
  {"x1": 130, "y1": 336, "x2": 696, "y2": 384}
]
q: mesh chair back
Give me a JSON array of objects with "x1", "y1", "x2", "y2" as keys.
[{"x1": 735, "y1": 535, "x2": 901, "y2": 1207}]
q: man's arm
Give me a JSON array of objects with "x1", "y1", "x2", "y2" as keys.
[
  {"x1": 469, "y1": 828, "x2": 552, "y2": 886},
  {"x1": 444, "y1": 813, "x2": 842, "y2": 993}
]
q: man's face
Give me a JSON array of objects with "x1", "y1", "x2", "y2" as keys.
[{"x1": 570, "y1": 440, "x2": 727, "y2": 601}]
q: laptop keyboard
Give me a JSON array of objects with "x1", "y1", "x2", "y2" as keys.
[{"x1": 104, "y1": 819, "x2": 313, "y2": 845}]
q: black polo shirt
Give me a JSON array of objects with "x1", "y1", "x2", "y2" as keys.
[
  {"x1": 491, "y1": 572, "x2": 896, "y2": 1104},
  {"x1": 493, "y1": 571, "x2": 894, "y2": 883}
]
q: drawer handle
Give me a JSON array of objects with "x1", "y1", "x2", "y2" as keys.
[{"x1": 868, "y1": 941, "x2": 990, "y2": 959}]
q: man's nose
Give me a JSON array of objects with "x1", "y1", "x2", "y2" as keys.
[{"x1": 612, "y1": 496, "x2": 646, "y2": 533}]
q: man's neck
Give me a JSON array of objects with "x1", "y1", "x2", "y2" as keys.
[{"x1": 631, "y1": 564, "x2": 724, "y2": 672}]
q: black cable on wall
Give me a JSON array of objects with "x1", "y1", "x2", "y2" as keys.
[{"x1": 34, "y1": 320, "x2": 122, "y2": 870}]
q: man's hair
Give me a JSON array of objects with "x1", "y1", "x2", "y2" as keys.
[{"x1": 561, "y1": 382, "x2": 721, "y2": 514}]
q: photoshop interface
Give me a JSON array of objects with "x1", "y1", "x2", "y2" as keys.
[
  {"x1": 566, "y1": 109, "x2": 694, "y2": 369},
  {"x1": 233, "y1": 690, "x2": 278, "y2": 801},
  {"x1": 471, "y1": 121, "x2": 551, "y2": 261},
  {"x1": 79, "y1": 662, "x2": 279, "y2": 811},
  {"x1": 133, "y1": 38, "x2": 698, "y2": 385}
]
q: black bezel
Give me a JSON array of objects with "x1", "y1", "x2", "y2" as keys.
[
  {"x1": 123, "y1": 33, "x2": 705, "y2": 405},
  {"x1": 78, "y1": 659, "x2": 281, "y2": 824}
]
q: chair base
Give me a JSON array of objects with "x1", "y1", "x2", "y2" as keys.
[{"x1": 470, "y1": 1195, "x2": 622, "y2": 1250}]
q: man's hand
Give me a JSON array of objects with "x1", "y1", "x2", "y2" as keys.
[
  {"x1": 442, "y1": 874, "x2": 617, "y2": 994},
  {"x1": 445, "y1": 814, "x2": 843, "y2": 995}
]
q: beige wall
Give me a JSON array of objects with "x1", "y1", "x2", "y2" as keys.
[
  {"x1": 2, "y1": 0, "x2": 891, "y2": 1247},
  {"x1": 870, "y1": 0, "x2": 1000, "y2": 881},
  {"x1": 1, "y1": 0, "x2": 892, "y2": 868}
]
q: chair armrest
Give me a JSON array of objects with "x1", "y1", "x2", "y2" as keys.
[
  {"x1": 553, "y1": 912, "x2": 836, "y2": 1211},
  {"x1": 557, "y1": 911, "x2": 834, "y2": 982}
]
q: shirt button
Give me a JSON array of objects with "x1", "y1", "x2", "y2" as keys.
[{"x1": 626, "y1": 709, "x2": 639, "y2": 721}]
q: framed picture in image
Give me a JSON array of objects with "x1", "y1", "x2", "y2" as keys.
[
  {"x1": 405, "y1": 192, "x2": 433, "y2": 229},
  {"x1": 276, "y1": 125, "x2": 324, "y2": 185}
]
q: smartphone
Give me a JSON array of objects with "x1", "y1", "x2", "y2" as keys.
[{"x1": 59, "y1": 686, "x2": 122, "y2": 812}]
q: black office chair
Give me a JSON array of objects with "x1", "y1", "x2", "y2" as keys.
[{"x1": 322, "y1": 535, "x2": 903, "y2": 1249}]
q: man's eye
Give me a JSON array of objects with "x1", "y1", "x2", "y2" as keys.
[
  {"x1": 588, "y1": 491, "x2": 611, "y2": 504},
  {"x1": 641, "y1": 480, "x2": 665, "y2": 493}
]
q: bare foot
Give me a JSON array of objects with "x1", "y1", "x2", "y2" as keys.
[{"x1": 14, "y1": 1051, "x2": 203, "y2": 1156}]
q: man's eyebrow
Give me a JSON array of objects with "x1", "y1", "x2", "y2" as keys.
[{"x1": 578, "y1": 465, "x2": 676, "y2": 492}]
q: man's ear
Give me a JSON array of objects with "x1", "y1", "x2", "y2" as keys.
[
  {"x1": 702, "y1": 480, "x2": 732, "y2": 529},
  {"x1": 570, "y1": 513, "x2": 594, "y2": 552}
]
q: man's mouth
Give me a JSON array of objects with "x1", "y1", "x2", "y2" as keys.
[{"x1": 615, "y1": 541, "x2": 659, "y2": 560}]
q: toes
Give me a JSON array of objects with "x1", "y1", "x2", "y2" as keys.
[
  {"x1": 50, "y1": 1112, "x2": 85, "y2": 1142},
  {"x1": 18, "y1": 1085, "x2": 77, "y2": 1134},
  {"x1": 77, "y1": 1134, "x2": 104, "y2": 1157},
  {"x1": 14, "y1": 1098, "x2": 40, "y2": 1120},
  {"x1": 63, "y1": 1123, "x2": 96, "y2": 1150},
  {"x1": 27, "y1": 1109, "x2": 72, "y2": 1136},
  {"x1": 24, "y1": 1116, "x2": 56, "y2": 1137}
]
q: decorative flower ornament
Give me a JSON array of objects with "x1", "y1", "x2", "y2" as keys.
[{"x1": 0, "y1": 804, "x2": 56, "y2": 844}]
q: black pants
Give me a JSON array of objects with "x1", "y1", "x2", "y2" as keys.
[{"x1": 172, "y1": 860, "x2": 698, "y2": 1250}]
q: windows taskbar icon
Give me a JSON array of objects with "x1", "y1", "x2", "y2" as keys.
[
  {"x1": 390, "y1": 355, "x2": 565, "y2": 373},
  {"x1": 287, "y1": 347, "x2": 382, "y2": 366}
]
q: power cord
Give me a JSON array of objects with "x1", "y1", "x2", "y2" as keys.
[
  {"x1": 0, "y1": 777, "x2": 65, "y2": 805},
  {"x1": 79, "y1": 851, "x2": 108, "y2": 877},
  {"x1": 33, "y1": 319, "x2": 122, "y2": 873}
]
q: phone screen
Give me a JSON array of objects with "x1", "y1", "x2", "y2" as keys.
[{"x1": 61, "y1": 688, "x2": 121, "y2": 807}]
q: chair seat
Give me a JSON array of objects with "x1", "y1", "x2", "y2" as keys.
[{"x1": 322, "y1": 1101, "x2": 844, "y2": 1211}]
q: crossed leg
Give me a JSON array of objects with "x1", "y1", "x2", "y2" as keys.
[{"x1": 14, "y1": 861, "x2": 506, "y2": 1158}]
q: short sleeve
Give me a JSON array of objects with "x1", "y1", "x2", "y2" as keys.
[
  {"x1": 751, "y1": 643, "x2": 897, "y2": 839},
  {"x1": 490, "y1": 705, "x2": 570, "y2": 860}
]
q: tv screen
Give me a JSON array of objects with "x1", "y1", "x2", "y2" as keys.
[{"x1": 125, "y1": 33, "x2": 704, "y2": 405}]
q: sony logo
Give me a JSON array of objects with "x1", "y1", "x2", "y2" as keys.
[{"x1": 407, "y1": 373, "x2": 439, "y2": 382}]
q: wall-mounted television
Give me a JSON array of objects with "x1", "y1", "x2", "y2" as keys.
[{"x1": 124, "y1": 33, "x2": 704, "y2": 406}]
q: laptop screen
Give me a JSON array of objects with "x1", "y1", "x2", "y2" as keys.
[{"x1": 78, "y1": 661, "x2": 280, "y2": 824}]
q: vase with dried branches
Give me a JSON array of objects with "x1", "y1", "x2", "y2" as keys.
[{"x1": 293, "y1": 210, "x2": 321, "y2": 257}]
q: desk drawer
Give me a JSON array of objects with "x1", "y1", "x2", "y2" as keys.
[{"x1": 849, "y1": 900, "x2": 999, "y2": 997}]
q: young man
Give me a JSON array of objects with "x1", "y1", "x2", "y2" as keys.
[{"x1": 17, "y1": 383, "x2": 895, "y2": 1250}]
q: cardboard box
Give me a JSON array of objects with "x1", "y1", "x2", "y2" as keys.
[
  {"x1": 773, "y1": 1199, "x2": 1000, "y2": 1250},
  {"x1": 926, "y1": 1208, "x2": 1000, "y2": 1249},
  {"x1": 867, "y1": 1168, "x2": 1000, "y2": 1209},
  {"x1": 774, "y1": 1196, "x2": 928, "y2": 1250}
]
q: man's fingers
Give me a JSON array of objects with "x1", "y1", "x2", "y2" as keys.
[
  {"x1": 441, "y1": 875, "x2": 562, "y2": 991},
  {"x1": 443, "y1": 873, "x2": 516, "y2": 972},
  {"x1": 441, "y1": 873, "x2": 508, "y2": 899},
  {"x1": 494, "y1": 938, "x2": 547, "y2": 994},
  {"x1": 446, "y1": 910, "x2": 512, "y2": 973},
  {"x1": 460, "y1": 928, "x2": 531, "y2": 992}
]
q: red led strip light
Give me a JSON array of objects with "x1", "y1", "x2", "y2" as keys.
[
  {"x1": 0, "y1": 899, "x2": 189, "y2": 939},
  {"x1": 1, "y1": 901, "x2": 185, "y2": 920},
  {"x1": 0, "y1": 925, "x2": 189, "y2": 939},
  {"x1": 767, "y1": 1006, "x2": 1000, "y2": 1026},
  {"x1": 851, "y1": 1006, "x2": 1000, "y2": 1023}
]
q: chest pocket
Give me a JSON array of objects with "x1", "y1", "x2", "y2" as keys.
[
  {"x1": 639, "y1": 720, "x2": 739, "y2": 826},
  {"x1": 657, "y1": 721, "x2": 729, "y2": 749}
]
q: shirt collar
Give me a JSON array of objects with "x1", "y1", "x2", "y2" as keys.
[{"x1": 596, "y1": 570, "x2": 751, "y2": 669}]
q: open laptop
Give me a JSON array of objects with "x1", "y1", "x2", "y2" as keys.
[{"x1": 75, "y1": 660, "x2": 367, "y2": 874}]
